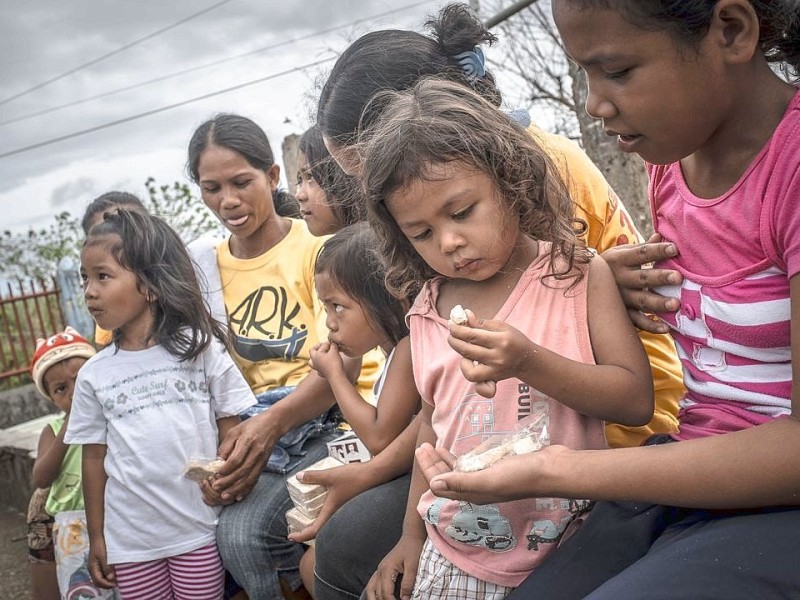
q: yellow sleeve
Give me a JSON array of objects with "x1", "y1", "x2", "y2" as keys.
[
  {"x1": 94, "y1": 325, "x2": 112, "y2": 347},
  {"x1": 528, "y1": 124, "x2": 642, "y2": 251},
  {"x1": 529, "y1": 124, "x2": 684, "y2": 447}
]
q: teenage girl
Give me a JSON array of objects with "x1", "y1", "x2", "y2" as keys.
[
  {"x1": 358, "y1": 78, "x2": 654, "y2": 599},
  {"x1": 297, "y1": 223, "x2": 420, "y2": 595},
  {"x1": 416, "y1": 1, "x2": 800, "y2": 598},
  {"x1": 296, "y1": 125, "x2": 361, "y2": 236},
  {"x1": 65, "y1": 209, "x2": 256, "y2": 598}
]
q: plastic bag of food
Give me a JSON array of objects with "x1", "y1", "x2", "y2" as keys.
[{"x1": 453, "y1": 413, "x2": 549, "y2": 472}]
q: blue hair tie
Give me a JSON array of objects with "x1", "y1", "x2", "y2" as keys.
[{"x1": 453, "y1": 46, "x2": 486, "y2": 82}]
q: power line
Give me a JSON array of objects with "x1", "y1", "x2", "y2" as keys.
[
  {"x1": 0, "y1": 0, "x2": 431, "y2": 128},
  {"x1": 0, "y1": 0, "x2": 234, "y2": 107},
  {"x1": 0, "y1": 56, "x2": 336, "y2": 160}
]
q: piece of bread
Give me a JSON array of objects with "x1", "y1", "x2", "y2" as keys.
[
  {"x1": 184, "y1": 458, "x2": 225, "y2": 481},
  {"x1": 449, "y1": 304, "x2": 469, "y2": 325}
]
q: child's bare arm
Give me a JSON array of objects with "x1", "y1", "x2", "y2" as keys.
[
  {"x1": 31, "y1": 419, "x2": 70, "y2": 489},
  {"x1": 323, "y1": 337, "x2": 419, "y2": 456},
  {"x1": 82, "y1": 443, "x2": 116, "y2": 588},
  {"x1": 448, "y1": 255, "x2": 654, "y2": 425}
]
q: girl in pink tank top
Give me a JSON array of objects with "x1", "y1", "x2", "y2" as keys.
[{"x1": 355, "y1": 79, "x2": 655, "y2": 599}]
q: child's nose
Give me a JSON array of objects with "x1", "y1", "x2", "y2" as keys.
[
  {"x1": 439, "y1": 229, "x2": 464, "y2": 253},
  {"x1": 585, "y1": 82, "x2": 617, "y2": 121}
]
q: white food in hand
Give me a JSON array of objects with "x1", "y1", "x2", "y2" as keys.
[{"x1": 449, "y1": 304, "x2": 469, "y2": 325}]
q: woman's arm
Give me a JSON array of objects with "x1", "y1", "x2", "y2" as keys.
[
  {"x1": 31, "y1": 419, "x2": 69, "y2": 489},
  {"x1": 82, "y1": 443, "x2": 116, "y2": 589},
  {"x1": 212, "y1": 370, "x2": 336, "y2": 501},
  {"x1": 417, "y1": 274, "x2": 800, "y2": 509},
  {"x1": 448, "y1": 256, "x2": 654, "y2": 426}
]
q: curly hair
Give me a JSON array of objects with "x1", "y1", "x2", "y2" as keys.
[{"x1": 358, "y1": 78, "x2": 591, "y2": 300}]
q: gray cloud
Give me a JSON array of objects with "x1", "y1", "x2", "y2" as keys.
[{"x1": 50, "y1": 176, "x2": 96, "y2": 207}]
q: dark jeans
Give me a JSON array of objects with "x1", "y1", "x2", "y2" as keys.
[
  {"x1": 314, "y1": 474, "x2": 412, "y2": 600},
  {"x1": 508, "y1": 436, "x2": 800, "y2": 600}
]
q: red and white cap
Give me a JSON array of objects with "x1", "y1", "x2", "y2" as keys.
[{"x1": 30, "y1": 326, "x2": 95, "y2": 399}]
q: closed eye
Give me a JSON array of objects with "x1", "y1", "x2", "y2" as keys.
[
  {"x1": 409, "y1": 229, "x2": 432, "y2": 242},
  {"x1": 452, "y1": 205, "x2": 473, "y2": 221}
]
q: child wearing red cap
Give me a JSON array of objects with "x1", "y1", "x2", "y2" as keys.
[{"x1": 30, "y1": 326, "x2": 118, "y2": 599}]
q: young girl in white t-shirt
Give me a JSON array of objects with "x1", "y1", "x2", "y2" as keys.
[{"x1": 66, "y1": 208, "x2": 255, "y2": 599}]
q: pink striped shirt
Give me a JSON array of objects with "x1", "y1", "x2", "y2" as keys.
[{"x1": 651, "y1": 88, "x2": 800, "y2": 440}]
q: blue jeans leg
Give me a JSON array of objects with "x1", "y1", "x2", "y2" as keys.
[
  {"x1": 314, "y1": 474, "x2": 411, "y2": 600},
  {"x1": 217, "y1": 435, "x2": 334, "y2": 600}
]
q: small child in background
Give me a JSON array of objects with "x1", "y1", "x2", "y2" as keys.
[
  {"x1": 296, "y1": 223, "x2": 420, "y2": 596},
  {"x1": 358, "y1": 79, "x2": 654, "y2": 598},
  {"x1": 296, "y1": 124, "x2": 362, "y2": 236},
  {"x1": 30, "y1": 327, "x2": 118, "y2": 600},
  {"x1": 65, "y1": 209, "x2": 256, "y2": 598}
]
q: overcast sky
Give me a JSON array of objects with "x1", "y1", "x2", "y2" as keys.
[{"x1": 0, "y1": 0, "x2": 530, "y2": 233}]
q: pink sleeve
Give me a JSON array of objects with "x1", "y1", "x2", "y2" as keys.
[{"x1": 769, "y1": 157, "x2": 800, "y2": 278}]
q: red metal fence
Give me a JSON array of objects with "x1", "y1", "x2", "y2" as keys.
[{"x1": 0, "y1": 278, "x2": 64, "y2": 385}]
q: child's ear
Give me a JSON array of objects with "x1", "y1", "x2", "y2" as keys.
[{"x1": 711, "y1": 0, "x2": 760, "y2": 65}]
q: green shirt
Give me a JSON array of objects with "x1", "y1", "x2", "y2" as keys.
[{"x1": 45, "y1": 415, "x2": 84, "y2": 515}]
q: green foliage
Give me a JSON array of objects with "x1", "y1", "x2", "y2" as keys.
[{"x1": 0, "y1": 179, "x2": 223, "y2": 279}]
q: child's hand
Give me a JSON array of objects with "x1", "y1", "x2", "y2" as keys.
[
  {"x1": 448, "y1": 310, "x2": 533, "y2": 397},
  {"x1": 88, "y1": 537, "x2": 117, "y2": 588},
  {"x1": 309, "y1": 341, "x2": 346, "y2": 379}
]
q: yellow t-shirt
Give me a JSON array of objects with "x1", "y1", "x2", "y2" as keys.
[
  {"x1": 217, "y1": 219, "x2": 382, "y2": 398},
  {"x1": 530, "y1": 124, "x2": 684, "y2": 448}
]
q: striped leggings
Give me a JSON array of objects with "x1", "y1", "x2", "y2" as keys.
[{"x1": 113, "y1": 542, "x2": 224, "y2": 600}]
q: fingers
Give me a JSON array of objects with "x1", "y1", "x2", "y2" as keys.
[
  {"x1": 90, "y1": 556, "x2": 116, "y2": 589},
  {"x1": 474, "y1": 380, "x2": 497, "y2": 398},
  {"x1": 415, "y1": 443, "x2": 455, "y2": 486},
  {"x1": 628, "y1": 308, "x2": 671, "y2": 334},
  {"x1": 603, "y1": 240, "x2": 678, "y2": 268}
]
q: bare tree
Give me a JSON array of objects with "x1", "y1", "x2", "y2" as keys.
[{"x1": 489, "y1": 0, "x2": 652, "y2": 235}]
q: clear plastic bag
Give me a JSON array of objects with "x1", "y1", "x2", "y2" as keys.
[{"x1": 453, "y1": 412, "x2": 549, "y2": 472}]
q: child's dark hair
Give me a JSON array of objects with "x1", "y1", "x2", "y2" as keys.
[
  {"x1": 359, "y1": 78, "x2": 591, "y2": 299},
  {"x1": 314, "y1": 223, "x2": 410, "y2": 346},
  {"x1": 84, "y1": 209, "x2": 228, "y2": 360},
  {"x1": 81, "y1": 191, "x2": 147, "y2": 235},
  {"x1": 298, "y1": 125, "x2": 363, "y2": 226},
  {"x1": 563, "y1": 0, "x2": 800, "y2": 80},
  {"x1": 187, "y1": 113, "x2": 300, "y2": 218},
  {"x1": 318, "y1": 3, "x2": 500, "y2": 147}
]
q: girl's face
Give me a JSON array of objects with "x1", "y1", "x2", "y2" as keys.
[
  {"x1": 81, "y1": 236, "x2": 153, "y2": 347},
  {"x1": 315, "y1": 271, "x2": 389, "y2": 357},
  {"x1": 385, "y1": 162, "x2": 524, "y2": 282},
  {"x1": 552, "y1": 0, "x2": 733, "y2": 165},
  {"x1": 296, "y1": 152, "x2": 341, "y2": 236},
  {"x1": 42, "y1": 357, "x2": 86, "y2": 413},
  {"x1": 197, "y1": 143, "x2": 280, "y2": 240}
]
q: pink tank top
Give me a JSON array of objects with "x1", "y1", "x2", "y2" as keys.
[{"x1": 409, "y1": 242, "x2": 607, "y2": 587}]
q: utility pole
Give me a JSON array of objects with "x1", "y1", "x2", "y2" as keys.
[{"x1": 484, "y1": 0, "x2": 540, "y2": 28}]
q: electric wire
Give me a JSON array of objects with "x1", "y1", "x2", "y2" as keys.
[
  {"x1": 0, "y1": 0, "x2": 234, "y2": 107},
  {"x1": 0, "y1": 57, "x2": 335, "y2": 159},
  {"x1": 0, "y1": 0, "x2": 430, "y2": 127}
]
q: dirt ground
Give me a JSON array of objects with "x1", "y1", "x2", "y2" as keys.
[{"x1": 0, "y1": 506, "x2": 32, "y2": 600}]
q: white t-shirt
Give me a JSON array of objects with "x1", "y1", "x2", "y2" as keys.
[{"x1": 65, "y1": 339, "x2": 255, "y2": 564}]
